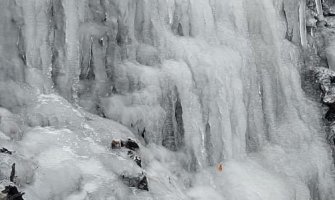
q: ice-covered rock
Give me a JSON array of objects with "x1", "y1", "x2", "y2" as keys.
[{"x1": 0, "y1": 108, "x2": 22, "y2": 140}]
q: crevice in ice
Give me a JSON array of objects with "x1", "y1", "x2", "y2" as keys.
[
  {"x1": 171, "y1": 0, "x2": 191, "y2": 37},
  {"x1": 174, "y1": 90, "x2": 185, "y2": 148},
  {"x1": 177, "y1": 23, "x2": 184, "y2": 36},
  {"x1": 79, "y1": 44, "x2": 95, "y2": 81},
  {"x1": 259, "y1": 82, "x2": 271, "y2": 142},
  {"x1": 16, "y1": 27, "x2": 26, "y2": 66},
  {"x1": 116, "y1": 19, "x2": 126, "y2": 47},
  {"x1": 162, "y1": 87, "x2": 185, "y2": 151},
  {"x1": 204, "y1": 121, "x2": 214, "y2": 166}
]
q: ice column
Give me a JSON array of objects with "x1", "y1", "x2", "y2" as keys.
[
  {"x1": 300, "y1": 0, "x2": 307, "y2": 48},
  {"x1": 62, "y1": 0, "x2": 81, "y2": 101},
  {"x1": 22, "y1": 0, "x2": 53, "y2": 93},
  {"x1": 315, "y1": 0, "x2": 325, "y2": 19}
]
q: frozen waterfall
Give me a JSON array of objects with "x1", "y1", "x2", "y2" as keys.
[{"x1": 0, "y1": 0, "x2": 335, "y2": 199}]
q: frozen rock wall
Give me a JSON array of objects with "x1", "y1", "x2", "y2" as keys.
[{"x1": 0, "y1": 0, "x2": 335, "y2": 199}]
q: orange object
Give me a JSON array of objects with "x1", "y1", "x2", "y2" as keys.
[
  {"x1": 217, "y1": 163, "x2": 224, "y2": 172},
  {"x1": 111, "y1": 140, "x2": 121, "y2": 149}
]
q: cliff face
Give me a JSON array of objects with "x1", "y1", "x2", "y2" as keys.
[{"x1": 0, "y1": 0, "x2": 335, "y2": 199}]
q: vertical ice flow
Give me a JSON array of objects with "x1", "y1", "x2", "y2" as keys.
[
  {"x1": 0, "y1": 0, "x2": 334, "y2": 199},
  {"x1": 63, "y1": 0, "x2": 81, "y2": 101}
]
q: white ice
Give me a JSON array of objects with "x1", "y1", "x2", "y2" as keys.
[{"x1": 0, "y1": 0, "x2": 334, "y2": 199}]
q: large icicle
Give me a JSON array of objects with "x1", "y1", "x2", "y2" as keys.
[
  {"x1": 63, "y1": 0, "x2": 80, "y2": 101},
  {"x1": 22, "y1": 0, "x2": 53, "y2": 93},
  {"x1": 300, "y1": 0, "x2": 307, "y2": 48},
  {"x1": 315, "y1": 0, "x2": 325, "y2": 19}
]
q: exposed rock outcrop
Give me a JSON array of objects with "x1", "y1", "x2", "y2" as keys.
[
  {"x1": 0, "y1": 148, "x2": 12, "y2": 155},
  {"x1": 313, "y1": 67, "x2": 335, "y2": 158},
  {"x1": 111, "y1": 138, "x2": 140, "y2": 151},
  {"x1": 110, "y1": 138, "x2": 147, "y2": 190},
  {"x1": 1, "y1": 185, "x2": 24, "y2": 200},
  {"x1": 120, "y1": 172, "x2": 149, "y2": 191},
  {"x1": 306, "y1": 0, "x2": 335, "y2": 162}
]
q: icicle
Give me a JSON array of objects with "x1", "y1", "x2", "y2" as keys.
[
  {"x1": 299, "y1": 0, "x2": 307, "y2": 48},
  {"x1": 315, "y1": 0, "x2": 325, "y2": 20},
  {"x1": 21, "y1": 0, "x2": 53, "y2": 93},
  {"x1": 63, "y1": 0, "x2": 80, "y2": 102}
]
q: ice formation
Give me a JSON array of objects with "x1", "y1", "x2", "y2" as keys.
[{"x1": 1, "y1": 0, "x2": 335, "y2": 199}]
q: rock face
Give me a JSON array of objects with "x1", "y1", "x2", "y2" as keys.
[
  {"x1": 0, "y1": 0, "x2": 335, "y2": 199},
  {"x1": 120, "y1": 173, "x2": 149, "y2": 191},
  {"x1": 0, "y1": 148, "x2": 12, "y2": 155},
  {"x1": 0, "y1": 147, "x2": 25, "y2": 200},
  {"x1": 305, "y1": 0, "x2": 335, "y2": 166},
  {"x1": 111, "y1": 138, "x2": 146, "y2": 190},
  {"x1": 1, "y1": 185, "x2": 24, "y2": 200},
  {"x1": 313, "y1": 66, "x2": 335, "y2": 160}
]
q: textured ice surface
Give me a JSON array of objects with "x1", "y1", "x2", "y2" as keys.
[{"x1": 0, "y1": 0, "x2": 335, "y2": 199}]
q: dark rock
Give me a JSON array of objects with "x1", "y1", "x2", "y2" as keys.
[
  {"x1": 314, "y1": 67, "x2": 335, "y2": 122},
  {"x1": 326, "y1": 106, "x2": 335, "y2": 121},
  {"x1": 121, "y1": 139, "x2": 139, "y2": 151},
  {"x1": 140, "y1": 128, "x2": 146, "y2": 139},
  {"x1": 137, "y1": 176, "x2": 149, "y2": 191},
  {"x1": 127, "y1": 151, "x2": 142, "y2": 167},
  {"x1": 111, "y1": 138, "x2": 139, "y2": 151},
  {"x1": 1, "y1": 185, "x2": 24, "y2": 200},
  {"x1": 120, "y1": 173, "x2": 149, "y2": 191},
  {"x1": 324, "y1": 10, "x2": 335, "y2": 16},
  {"x1": 10, "y1": 163, "x2": 15, "y2": 183},
  {"x1": 0, "y1": 148, "x2": 12, "y2": 155}
]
